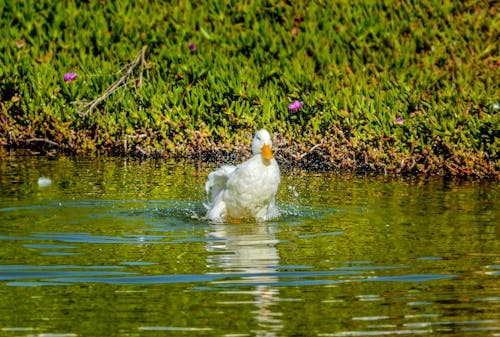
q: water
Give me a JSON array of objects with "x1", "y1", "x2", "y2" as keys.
[{"x1": 0, "y1": 155, "x2": 498, "y2": 336}]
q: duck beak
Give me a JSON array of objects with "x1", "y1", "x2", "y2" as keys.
[{"x1": 262, "y1": 143, "x2": 274, "y2": 160}]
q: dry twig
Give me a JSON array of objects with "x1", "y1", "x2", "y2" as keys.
[
  {"x1": 73, "y1": 46, "x2": 148, "y2": 118},
  {"x1": 27, "y1": 138, "x2": 60, "y2": 147}
]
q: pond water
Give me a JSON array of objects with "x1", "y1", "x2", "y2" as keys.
[{"x1": 0, "y1": 155, "x2": 498, "y2": 337}]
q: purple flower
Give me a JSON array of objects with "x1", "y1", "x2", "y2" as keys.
[
  {"x1": 15, "y1": 40, "x2": 25, "y2": 48},
  {"x1": 63, "y1": 72, "x2": 78, "y2": 83},
  {"x1": 288, "y1": 100, "x2": 303, "y2": 112},
  {"x1": 188, "y1": 42, "x2": 196, "y2": 51},
  {"x1": 395, "y1": 117, "x2": 404, "y2": 124}
]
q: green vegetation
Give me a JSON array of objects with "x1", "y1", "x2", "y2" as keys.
[{"x1": 0, "y1": 0, "x2": 498, "y2": 178}]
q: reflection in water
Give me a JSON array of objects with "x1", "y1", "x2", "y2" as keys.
[{"x1": 206, "y1": 222, "x2": 283, "y2": 336}]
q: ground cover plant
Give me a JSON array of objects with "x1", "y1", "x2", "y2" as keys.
[{"x1": 0, "y1": 0, "x2": 498, "y2": 178}]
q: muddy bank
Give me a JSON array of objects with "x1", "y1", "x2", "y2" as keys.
[{"x1": 3, "y1": 135, "x2": 497, "y2": 180}]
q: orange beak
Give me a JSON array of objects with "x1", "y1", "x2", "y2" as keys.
[{"x1": 262, "y1": 143, "x2": 274, "y2": 160}]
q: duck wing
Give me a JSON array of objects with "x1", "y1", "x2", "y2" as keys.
[{"x1": 204, "y1": 165, "x2": 237, "y2": 209}]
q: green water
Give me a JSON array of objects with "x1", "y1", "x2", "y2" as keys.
[{"x1": 0, "y1": 155, "x2": 498, "y2": 337}]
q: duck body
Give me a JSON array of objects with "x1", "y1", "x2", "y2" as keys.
[{"x1": 204, "y1": 130, "x2": 280, "y2": 222}]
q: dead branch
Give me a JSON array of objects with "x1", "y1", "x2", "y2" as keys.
[
  {"x1": 73, "y1": 46, "x2": 148, "y2": 118},
  {"x1": 27, "y1": 138, "x2": 60, "y2": 147}
]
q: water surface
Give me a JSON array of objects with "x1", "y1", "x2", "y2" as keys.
[{"x1": 0, "y1": 155, "x2": 498, "y2": 336}]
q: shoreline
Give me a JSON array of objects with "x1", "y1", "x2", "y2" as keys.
[{"x1": 2, "y1": 134, "x2": 498, "y2": 180}]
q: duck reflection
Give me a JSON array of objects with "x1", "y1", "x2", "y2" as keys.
[{"x1": 206, "y1": 222, "x2": 283, "y2": 336}]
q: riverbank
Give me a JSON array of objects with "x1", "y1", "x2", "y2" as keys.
[
  {"x1": 1, "y1": 1, "x2": 498, "y2": 179},
  {"x1": 2, "y1": 132, "x2": 497, "y2": 179}
]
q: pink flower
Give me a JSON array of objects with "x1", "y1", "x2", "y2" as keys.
[
  {"x1": 15, "y1": 40, "x2": 25, "y2": 48},
  {"x1": 288, "y1": 100, "x2": 303, "y2": 112},
  {"x1": 395, "y1": 117, "x2": 404, "y2": 124},
  {"x1": 189, "y1": 42, "x2": 196, "y2": 51},
  {"x1": 63, "y1": 72, "x2": 78, "y2": 83}
]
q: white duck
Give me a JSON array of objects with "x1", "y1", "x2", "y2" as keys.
[{"x1": 204, "y1": 129, "x2": 281, "y2": 223}]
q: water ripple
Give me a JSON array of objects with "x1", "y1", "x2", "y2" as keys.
[{"x1": 0, "y1": 263, "x2": 458, "y2": 289}]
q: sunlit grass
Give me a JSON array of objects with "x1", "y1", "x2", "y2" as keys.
[{"x1": 0, "y1": 0, "x2": 498, "y2": 178}]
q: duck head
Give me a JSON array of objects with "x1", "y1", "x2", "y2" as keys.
[{"x1": 252, "y1": 129, "x2": 274, "y2": 161}]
